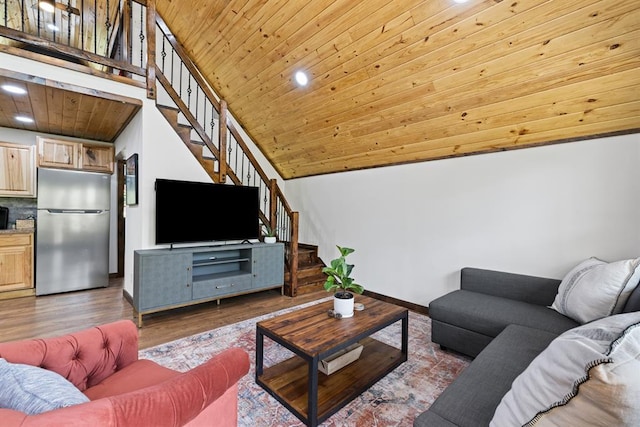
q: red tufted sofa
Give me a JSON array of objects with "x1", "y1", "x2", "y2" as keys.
[{"x1": 0, "y1": 320, "x2": 250, "y2": 426}]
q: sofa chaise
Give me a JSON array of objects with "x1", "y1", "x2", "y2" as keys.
[
  {"x1": 415, "y1": 263, "x2": 640, "y2": 427},
  {"x1": 0, "y1": 320, "x2": 250, "y2": 426}
]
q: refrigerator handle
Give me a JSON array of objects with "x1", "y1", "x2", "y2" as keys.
[{"x1": 47, "y1": 209, "x2": 106, "y2": 214}]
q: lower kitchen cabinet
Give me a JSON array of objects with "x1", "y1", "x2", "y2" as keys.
[{"x1": 0, "y1": 231, "x2": 35, "y2": 299}]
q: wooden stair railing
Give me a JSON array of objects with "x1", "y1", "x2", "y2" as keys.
[{"x1": 151, "y1": 12, "x2": 301, "y2": 297}]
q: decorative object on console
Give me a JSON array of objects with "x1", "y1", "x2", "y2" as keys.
[
  {"x1": 262, "y1": 223, "x2": 278, "y2": 243},
  {"x1": 551, "y1": 257, "x2": 640, "y2": 323},
  {"x1": 490, "y1": 312, "x2": 640, "y2": 427},
  {"x1": 322, "y1": 245, "x2": 364, "y2": 318}
]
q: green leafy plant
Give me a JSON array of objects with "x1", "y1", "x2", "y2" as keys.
[
  {"x1": 322, "y1": 245, "x2": 364, "y2": 296},
  {"x1": 262, "y1": 223, "x2": 278, "y2": 237}
]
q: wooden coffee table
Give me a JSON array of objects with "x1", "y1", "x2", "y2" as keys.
[{"x1": 255, "y1": 295, "x2": 408, "y2": 427}]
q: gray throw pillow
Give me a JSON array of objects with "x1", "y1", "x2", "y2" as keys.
[{"x1": 0, "y1": 358, "x2": 89, "y2": 415}]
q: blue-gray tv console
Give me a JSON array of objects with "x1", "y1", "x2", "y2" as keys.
[{"x1": 133, "y1": 242, "x2": 284, "y2": 327}]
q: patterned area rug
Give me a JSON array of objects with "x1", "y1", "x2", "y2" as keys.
[{"x1": 139, "y1": 298, "x2": 470, "y2": 426}]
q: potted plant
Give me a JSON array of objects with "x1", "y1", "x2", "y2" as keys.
[
  {"x1": 322, "y1": 245, "x2": 364, "y2": 318},
  {"x1": 262, "y1": 223, "x2": 278, "y2": 243}
]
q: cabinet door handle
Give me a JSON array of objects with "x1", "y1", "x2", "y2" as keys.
[
  {"x1": 215, "y1": 284, "x2": 234, "y2": 289},
  {"x1": 209, "y1": 256, "x2": 217, "y2": 260}
]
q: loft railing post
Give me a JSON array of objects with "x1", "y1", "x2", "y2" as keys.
[
  {"x1": 269, "y1": 179, "x2": 278, "y2": 232},
  {"x1": 218, "y1": 100, "x2": 228, "y2": 183},
  {"x1": 121, "y1": 0, "x2": 131, "y2": 70},
  {"x1": 146, "y1": 0, "x2": 156, "y2": 99},
  {"x1": 289, "y1": 212, "x2": 299, "y2": 297}
]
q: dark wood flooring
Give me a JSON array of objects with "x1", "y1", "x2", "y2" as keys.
[{"x1": 0, "y1": 277, "x2": 328, "y2": 349}]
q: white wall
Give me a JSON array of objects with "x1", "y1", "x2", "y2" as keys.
[{"x1": 286, "y1": 134, "x2": 640, "y2": 306}]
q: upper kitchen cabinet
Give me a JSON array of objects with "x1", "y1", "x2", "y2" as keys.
[
  {"x1": 0, "y1": 141, "x2": 36, "y2": 198},
  {"x1": 79, "y1": 143, "x2": 114, "y2": 173},
  {"x1": 37, "y1": 137, "x2": 77, "y2": 169},
  {"x1": 37, "y1": 137, "x2": 114, "y2": 174}
]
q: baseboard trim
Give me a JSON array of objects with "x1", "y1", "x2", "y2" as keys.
[
  {"x1": 363, "y1": 290, "x2": 428, "y2": 316},
  {"x1": 120, "y1": 287, "x2": 428, "y2": 316},
  {"x1": 122, "y1": 289, "x2": 133, "y2": 307}
]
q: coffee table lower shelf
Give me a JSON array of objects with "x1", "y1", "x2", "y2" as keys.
[{"x1": 257, "y1": 337, "x2": 404, "y2": 425}]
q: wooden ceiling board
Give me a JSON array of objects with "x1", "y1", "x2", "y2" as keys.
[{"x1": 27, "y1": 82, "x2": 51, "y2": 132}]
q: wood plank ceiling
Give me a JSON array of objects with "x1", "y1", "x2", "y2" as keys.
[
  {"x1": 0, "y1": 69, "x2": 142, "y2": 142},
  {"x1": 157, "y1": 0, "x2": 640, "y2": 179}
]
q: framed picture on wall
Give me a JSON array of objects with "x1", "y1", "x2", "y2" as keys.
[{"x1": 125, "y1": 154, "x2": 138, "y2": 206}]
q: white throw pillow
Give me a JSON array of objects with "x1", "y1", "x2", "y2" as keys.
[
  {"x1": 490, "y1": 312, "x2": 640, "y2": 427},
  {"x1": 551, "y1": 257, "x2": 640, "y2": 323}
]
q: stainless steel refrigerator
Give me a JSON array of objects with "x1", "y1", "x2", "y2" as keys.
[{"x1": 36, "y1": 168, "x2": 111, "y2": 295}]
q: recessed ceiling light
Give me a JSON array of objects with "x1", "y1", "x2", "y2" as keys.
[
  {"x1": 2, "y1": 84, "x2": 27, "y2": 95},
  {"x1": 38, "y1": 0, "x2": 55, "y2": 13},
  {"x1": 15, "y1": 116, "x2": 34, "y2": 123},
  {"x1": 454, "y1": 0, "x2": 469, "y2": 3},
  {"x1": 294, "y1": 71, "x2": 309, "y2": 86},
  {"x1": 47, "y1": 23, "x2": 59, "y2": 31}
]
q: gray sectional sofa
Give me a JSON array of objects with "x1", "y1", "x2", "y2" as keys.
[{"x1": 414, "y1": 267, "x2": 640, "y2": 427}]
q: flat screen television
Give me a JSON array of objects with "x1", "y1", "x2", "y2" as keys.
[{"x1": 155, "y1": 179, "x2": 260, "y2": 244}]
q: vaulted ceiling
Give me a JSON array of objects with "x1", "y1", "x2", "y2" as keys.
[
  {"x1": 1, "y1": 1, "x2": 638, "y2": 178},
  {"x1": 156, "y1": 0, "x2": 639, "y2": 179}
]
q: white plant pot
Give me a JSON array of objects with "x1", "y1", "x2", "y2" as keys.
[
  {"x1": 264, "y1": 236, "x2": 276, "y2": 244},
  {"x1": 333, "y1": 292, "x2": 354, "y2": 318}
]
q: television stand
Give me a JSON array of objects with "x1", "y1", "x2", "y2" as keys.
[{"x1": 133, "y1": 242, "x2": 284, "y2": 327}]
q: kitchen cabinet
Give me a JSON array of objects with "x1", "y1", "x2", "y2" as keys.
[
  {"x1": 0, "y1": 231, "x2": 35, "y2": 299},
  {"x1": 37, "y1": 137, "x2": 78, "y2": 169},
  {"x1": 0, "y1": 142, "x2": 36, "y2": 197},
  {"x1": 80, "y1": 143, "x2": 115, "y2": 173},
  {"x1": 37, "y1": 137, "x2": 114, "y2": 174}
]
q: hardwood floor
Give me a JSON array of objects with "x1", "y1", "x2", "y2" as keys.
[{"x1": 0, "y1": 277, "x2": 328, "y2": 349}]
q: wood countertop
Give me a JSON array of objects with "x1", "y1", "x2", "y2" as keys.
[{"x1": 0, "y1": 228, "x2": 35, "y2": 234}]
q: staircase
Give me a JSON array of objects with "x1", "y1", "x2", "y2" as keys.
[
  {"x1": 151, "y1": 13, "x2": 320, "y2": 297},
  {"x1": 285, "y1": 244, "x2": 327, "y2": 296}
]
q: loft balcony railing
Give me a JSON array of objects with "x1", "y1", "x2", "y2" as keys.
[
  {"x1": 0, "y1": 0, "x2": 148, "y2": 86},
  {"x1": 0, "y1": 0, "x2": 301, "y2": 296}
]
